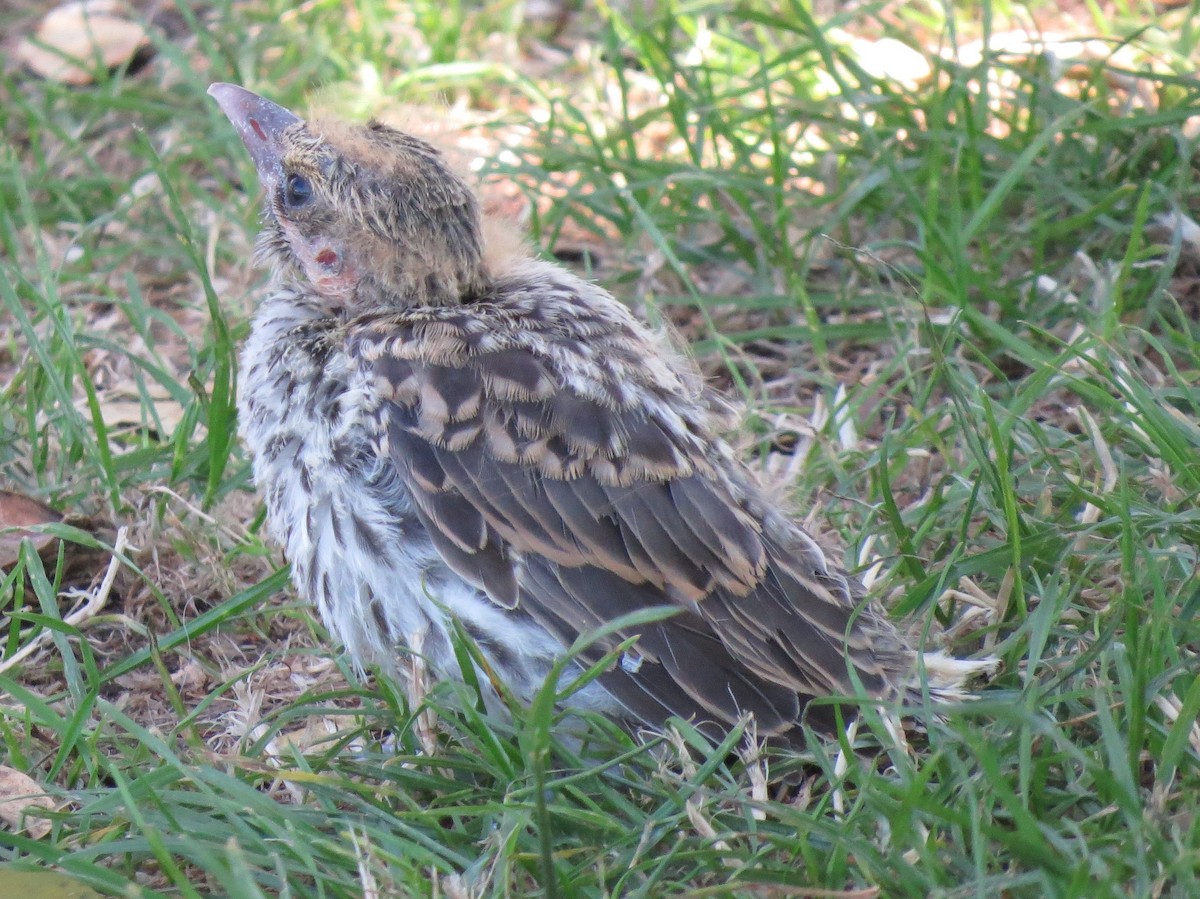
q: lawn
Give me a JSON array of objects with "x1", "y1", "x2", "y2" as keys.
[{"x1": 2, "y1": 1, "x2": 1200, "y2": 896}]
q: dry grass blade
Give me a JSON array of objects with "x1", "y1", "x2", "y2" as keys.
[{"x1": 0, "y1": 526, "x2": 130, "y2": 677}]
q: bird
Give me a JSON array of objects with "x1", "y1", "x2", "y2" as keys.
[{"x1": 208, "y1": 82, "x2": 986, "y2": 747}]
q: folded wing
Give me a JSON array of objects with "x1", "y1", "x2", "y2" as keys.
[{"x1": 350, "y1": 305, "x2": 908, "y2": 739}]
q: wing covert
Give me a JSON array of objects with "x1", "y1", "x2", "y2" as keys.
[
  {"x1": 360, "y1": 313, "x2": 768, "y2": 606},
  {"x1": 350, "y1": 306, "x2": 900, "y2": 737}
]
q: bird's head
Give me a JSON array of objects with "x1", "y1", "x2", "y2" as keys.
[{"x1": 209, "y1": 83, "x2": 486, "y2": 309}]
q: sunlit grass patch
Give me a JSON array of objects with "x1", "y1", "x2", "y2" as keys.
[{"x1": 1, "y1": 1, "x2": 1199, "y2": 895}]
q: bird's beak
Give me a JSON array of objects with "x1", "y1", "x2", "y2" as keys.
[{"x1": 207, "y1": 83, "x2": 302, "y2": 188}]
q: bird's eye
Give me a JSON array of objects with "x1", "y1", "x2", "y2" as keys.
[{"x1": 282, "y1": 173, "x2": 313, "y2": 208}]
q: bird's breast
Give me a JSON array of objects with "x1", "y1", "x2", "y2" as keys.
[
  {"x1": 236, "y1": 291, "x2": 572, "y2": 690},
  {"x1": 238, "y1": 293, "x2": 443, "y2": 667}
]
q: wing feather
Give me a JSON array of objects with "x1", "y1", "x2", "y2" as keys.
[
  {"x1": 538, "y1": 478, "x2": 642, "y2": 579},
  {"x1": 352, "y1": 303, "x2": 906, "y2": 738},
  {"x1": 523, "y1": 556, "x2": 803, "y2": 734}
]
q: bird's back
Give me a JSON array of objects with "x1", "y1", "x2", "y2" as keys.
[{"x1": 345, "y1": 257, "x2": 918, "y2": 743}]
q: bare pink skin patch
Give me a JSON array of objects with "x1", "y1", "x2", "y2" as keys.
[{"x1": 280, "y1": 222, "x2": 361, "y2": 306}]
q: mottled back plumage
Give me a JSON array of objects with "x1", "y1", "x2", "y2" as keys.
[{"x1": 210, "y1": 83, "x2": 984, "y2": 746}]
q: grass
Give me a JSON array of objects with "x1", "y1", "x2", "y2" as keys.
[{"x1": 2, "y1": 0, "x2": 1200, "y2": 895}]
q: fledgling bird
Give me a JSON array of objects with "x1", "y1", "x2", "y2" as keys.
[{"x1": 209, "y1": 83, "x2": 985, "y2": 747}]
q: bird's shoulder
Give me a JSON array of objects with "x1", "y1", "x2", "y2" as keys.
[{"x1": 347, "y1": 258, "x2": 730, "y2": 484}]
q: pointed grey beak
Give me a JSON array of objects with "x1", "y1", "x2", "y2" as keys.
[{"x1": 208, "y1": 83, "x2": 302, "y2": 187}]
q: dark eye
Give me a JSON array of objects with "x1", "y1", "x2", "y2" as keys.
[{"x1": 282, "y1": 172, "x2": 312, "y2": 208}]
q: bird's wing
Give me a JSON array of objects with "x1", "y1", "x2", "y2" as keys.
[{"x1": 349, "y1": 308, "x2": 897, "y2": 734}]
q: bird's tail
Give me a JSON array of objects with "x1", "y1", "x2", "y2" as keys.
[{"x1": 906, "y1": 650, "x2": 999, "y2": 704}]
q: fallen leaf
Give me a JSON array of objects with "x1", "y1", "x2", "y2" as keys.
[
  {"x1": 0, "y1": 868, "x2": 102, "y2": 898},
  {"x1": 0, "y1": 491, "x2": 62, "y2": 570},
  {"x1": 266, "y1": 716, "x2": 347, "y2": 758},
  {"x1": 0, "y1": 766, "x2": 53, "y2": 839},
  {"x1": 830, "y1": 29, "x2": 931, "y2": 86},
  {"x1": 94, "y1": 397, "x2": 188, "y2": 437},
  {"x1": 169, "y1": 659, "x2": 209, "y2": 692},
  {"x1": 70, "y1": 374, "x2": 191, "y2": 440},
  {"x1": 15, "y1": 0, "x2": 151, "y2": 86}
]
